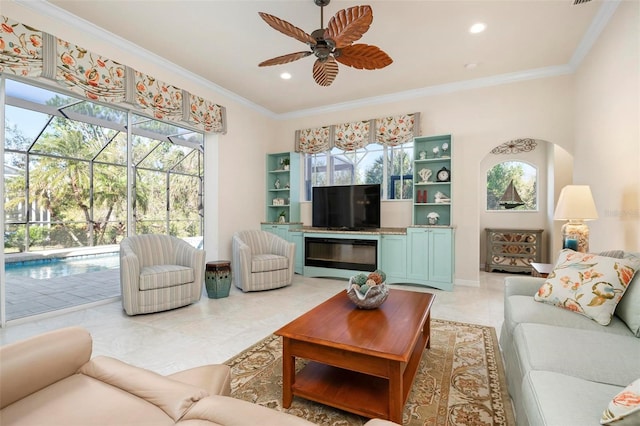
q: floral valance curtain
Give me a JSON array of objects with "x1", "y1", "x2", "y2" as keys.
[
  {"x1": 376, "y1": 113, "x2": 418, "y2": 146},
  {"x1": 0, "y1": 16, "x2": 226, "y2": 133},
  {"x1": 296, "y1": 112, "x2": 420, "y2": 154},
  {"x1": 0, "y1": 19, "x2": 43, "y2": 77},
  {"x1": 295, "y1": 126, "x2": 332, "y2": 154},
  {"x1": 334, "y1": 120, "x2": 371, "y2": 151}
]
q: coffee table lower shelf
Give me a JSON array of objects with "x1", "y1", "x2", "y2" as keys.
[{"x1": 293, "y1": 361, "x2": 390, "y2": 419}]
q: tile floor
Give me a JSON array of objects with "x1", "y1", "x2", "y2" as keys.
[{"x1": 0, "y1": 271, "x2": 514, "y2": 376}]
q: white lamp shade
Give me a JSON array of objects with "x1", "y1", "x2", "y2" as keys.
[{"x1": 554, "y1": 185, "x2": 598, "y2": 221}]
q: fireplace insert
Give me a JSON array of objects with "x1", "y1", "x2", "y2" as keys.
[{"x1": 304, "y1": 237, "x2": 377, "y2": 271}]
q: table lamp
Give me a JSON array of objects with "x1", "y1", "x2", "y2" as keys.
[{"x1": 553, "y1": 185, "x2": 598, "y2": 253}]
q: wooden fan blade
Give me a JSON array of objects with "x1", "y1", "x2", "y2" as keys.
[
  {"x1": 312, "y1": 58, "x2": 339, "y2": 87},
  {"x1": 259, "y1": 51, "x2": 312, "y2": 67},
  {"x1": 258, "y1": 12, "x2": 316, "y2": 45},
  {"x1": 335, "y1": 44, "x2": 393, "y2": 70},
  {"x1": 324, "y1": 5, "x2": 373, "y2": 49}
]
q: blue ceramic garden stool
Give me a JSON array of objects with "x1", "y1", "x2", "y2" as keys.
[{"x1": 205, "y1": 261, "x2": 232, "y2": 299}]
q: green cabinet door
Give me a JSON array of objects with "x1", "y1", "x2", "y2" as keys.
[
  {"x1": 407, "y1": 228, "x2": 429, "y2": 280},
  {"x1": 428, "y1": 228, "x2": 454, "y2": 285},
  {"x1": 261, "y1": 224, "x2": 290, "y2": 241},
  {"x1": 380, "y1": 234, "x2": 407, "y2": 282},
  {"x1": 406, "y1": 227, "x2": 454, "y2": 289}
]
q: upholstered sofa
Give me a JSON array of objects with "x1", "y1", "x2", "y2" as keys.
[
  {"x1": 0, "y1": 327, "x2": 399, "y2": 426},
  {"x1": 120, "y1": 234, "x2": 206, "y2": 315},
  {"x1": 232, "y1": 230, "x2": 295, "y2": 292},
  {"x1": 500, "y1": 250, "x2": 640, "y2": 425}
]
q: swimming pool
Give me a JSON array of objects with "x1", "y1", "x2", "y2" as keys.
[{"x1": 5, "y1": 253, "x2": 119, "y2": 280}]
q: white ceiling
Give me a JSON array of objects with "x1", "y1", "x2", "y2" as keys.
[{"x1": 36, "y1": 0, "x2": 610, "y2": 117}]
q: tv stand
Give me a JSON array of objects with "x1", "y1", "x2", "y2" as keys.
[{"x1": 294, "y1": 227, "x2": 455, "y2": 291}]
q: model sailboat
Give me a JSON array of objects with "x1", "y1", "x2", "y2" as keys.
[{"x1": 499, "y1": 180, "x2": 525, "y2": 209}]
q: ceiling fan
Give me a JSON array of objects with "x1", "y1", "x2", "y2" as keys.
[{"x1": 258, "y1": 0, "x2": 392, "y2": 87}]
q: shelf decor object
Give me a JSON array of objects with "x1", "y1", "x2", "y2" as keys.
[
  {"x1": 427, "y1": 212, "x2": 440, "y2": 225},
  {"x1": 553, "y1": 185, "x2": 598, "y2": 253},
  {"x1": 499, "y1": 179, "x2": 525, "y2": 209}
]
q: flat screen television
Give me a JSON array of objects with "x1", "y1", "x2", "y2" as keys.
[{"x1": 312, "y1": 184, "x2": 381, "y2": 230}]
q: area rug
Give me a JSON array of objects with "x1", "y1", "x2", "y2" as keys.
[{"x1": 224, "y1": 318, "x2": 515, "y2": 425}]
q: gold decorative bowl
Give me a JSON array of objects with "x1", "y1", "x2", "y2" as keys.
[{"x1": 346, "y1": 278, "x2": 389, "y2": 309}]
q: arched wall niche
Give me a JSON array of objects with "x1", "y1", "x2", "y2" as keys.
[{"x1": 478, "y1": 138, "x2": 573, "y2": 271}]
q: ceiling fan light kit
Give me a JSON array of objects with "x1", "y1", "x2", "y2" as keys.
[{"x1": 258, "y1": 0, "x2": 392, "y2": 87}]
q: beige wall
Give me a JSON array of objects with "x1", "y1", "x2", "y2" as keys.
[
  {"x1": 4, "y1": 1, "x2": 638, "y2": 288},
  {"x1": 278, "y1": 77, "x2": 574, "y2": 285},
  {"x1": 550, "y1": 145, "x2": 574, "y2": 261},
  {"x1": 573, "y1": 0, "x2": 640, "y2": 252}
]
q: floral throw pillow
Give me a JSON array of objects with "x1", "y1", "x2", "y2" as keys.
[
  {"x1": 534, "y1": 249, "x2": 640, "y2": 325},
  {"x1": 601, "y1": 378, "x2": 640, "y2": 425}
]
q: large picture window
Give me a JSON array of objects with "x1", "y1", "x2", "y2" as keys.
[
  {"x1": 304, "y1": 142, "x2": 413, "y2": 201},
  {"x1": 4, "y1": 78, "x2": 204, "y2": 254}
]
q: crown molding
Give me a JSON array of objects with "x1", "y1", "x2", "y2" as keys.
[
  {"x1": 14, "y1": 0, "x2": 618, "y2": 121},
  {"x1": 277, "y1": 65, "x2": 574, "y2": 120},
  {"x1": 569, "y1": 0, "x2": 620, "y2": 69}
]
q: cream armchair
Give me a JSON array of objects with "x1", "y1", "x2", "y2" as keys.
[
  {"x1": 120, "y1": 234, "x2": 205, "y2": 315},
  {"x1": 232, "y1": 230, "x2": 295, "y2": 292}
]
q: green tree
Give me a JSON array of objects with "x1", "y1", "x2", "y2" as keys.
[
  {"x1": 5, "y1": 97, "x2": 149, "y2": 248},
  {"x1": 365, "y1": 155, "x2": 384, "y2": 184},
  {"x1": 364, "y1": 149, "x2": 413, "y2": 199}
]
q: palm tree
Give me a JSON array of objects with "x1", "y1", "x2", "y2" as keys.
[{"x1": 29, "y1": 124, "x2": 95, "y2": 245}]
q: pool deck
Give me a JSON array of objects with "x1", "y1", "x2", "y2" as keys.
[
  {"x1": 5, "y1": 269, "x2": 121, "y2": 321},
  {"x1": 3, "y1": 238, "x2": 203, "y2": 322}
]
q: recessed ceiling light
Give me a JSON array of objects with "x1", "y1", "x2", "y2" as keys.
[
  {"x1": 280, "y1": 72, "x2": 292, "y2": 80},
  {"x1": 465, "y1": 63, "x2": 478, "y2": 69},
  {"x1": 469, "y1": 23, "x2": 486, "y2": 34}
]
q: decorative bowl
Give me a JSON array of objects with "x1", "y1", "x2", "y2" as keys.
[{"x1": 346, "y1": 277, "x2": 389, "y2": 309}]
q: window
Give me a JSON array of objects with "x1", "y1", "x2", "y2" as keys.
[
  {"x1": 304, "y1": 142, "x2": 413, "y2": 201},
  {"x1": 3, "y1": 78, "x2": 204, "y2": 253},
  {"x1": 486, "y1": 161, "x2": 537, "y2": 211}
]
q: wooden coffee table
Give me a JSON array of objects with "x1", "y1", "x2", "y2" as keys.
[{"x1": 275, "y1": 289, "x2": 435, "y2": 422}]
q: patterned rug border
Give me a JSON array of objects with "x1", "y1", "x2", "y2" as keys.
[{"x1": 224, "y1": 318, "x2": 515, "y2": 426}]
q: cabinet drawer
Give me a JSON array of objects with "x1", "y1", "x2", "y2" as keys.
[{"x1": 485, "y1": 228, "x2": 543, "y2": 273}]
